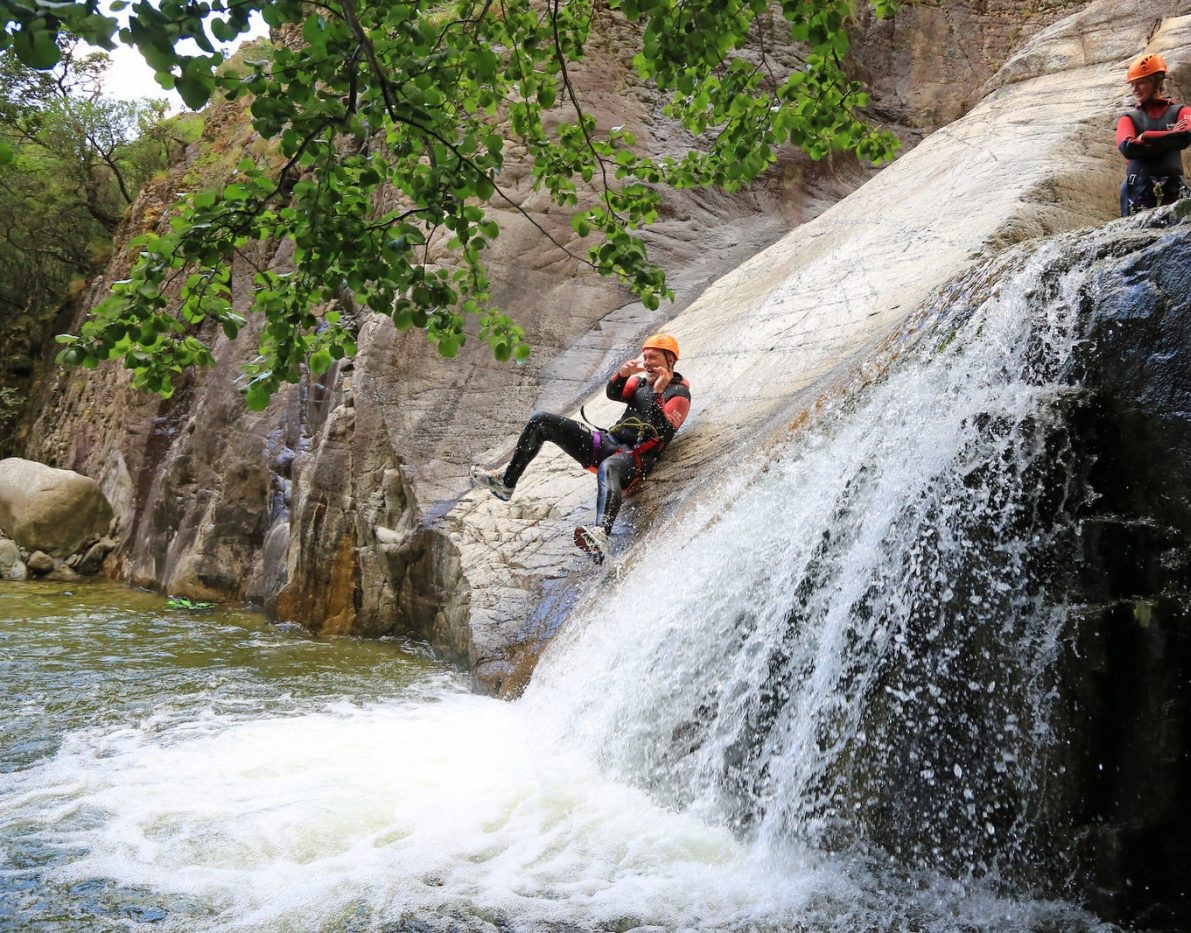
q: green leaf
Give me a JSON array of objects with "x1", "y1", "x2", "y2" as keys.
[
  {"x1": 13, "y1": 25, "x2": 61, "y2": 69},
  {"x1": 0, "y1": 142, "x2": 11, "y2": 165},
  {"x1": 176, "y1": 74, "x2": 213, "y2": 110},
  {"x1": 245, "y1": 381, "x2": 272, "y2": 411},
  {"x1": 309, "y1": 348, "x2": 333, "y2": 373},
  {"x1": 40, "y1": 0, "x2": 895, "y2": 409}
]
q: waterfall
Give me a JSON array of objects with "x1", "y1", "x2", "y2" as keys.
[
  {"x1": 3, "y1": 224, "x2": 1140, "y2": 931},
  {"x1": 526, "y1": 234, "x2": 1097, "y2": 886}
]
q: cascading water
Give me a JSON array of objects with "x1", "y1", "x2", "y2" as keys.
[
  {"x1": 526, "y1": 238, "x2": 1095, "y2": 881},
  {"x1": 0, "y1": 228, "x2": 1130, "y2": 931}
]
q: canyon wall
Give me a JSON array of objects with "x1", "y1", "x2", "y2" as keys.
[{"x1": 22, "y1": 0, "x2": 1148, "y2": 695}]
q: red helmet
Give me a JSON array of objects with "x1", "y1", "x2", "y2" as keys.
[
  {"x1": 1127, "y1": 53, "x2": 1168, "y2": 83},
  {"x1": 642, "y1": 333, "x2": 679, "y2": 361}
]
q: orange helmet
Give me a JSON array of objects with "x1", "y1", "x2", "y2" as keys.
[
  {"x1": 642, "y1": 333, "x2": 679, "y2": 361},
  {"x1": 1127, "y1": 53, "x2": 1168, "y2": 83}
]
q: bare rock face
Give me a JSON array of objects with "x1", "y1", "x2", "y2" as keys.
[
  {"x1": 849, "y1": 0, "x2": 1093, "y2": 134},
  {"x1": 19, "y1": 0, "x2": 1159, "y2": 689},
  {"x1": 0, "y1": 458, "x2": 113, "y2": 557},
  {"x1": 470, "y1": 0, "x2": 1191, "y2": 690}
]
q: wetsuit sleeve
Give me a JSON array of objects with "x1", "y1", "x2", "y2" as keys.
[
  {"x1": 607, "y1": 374, "x2": 643, "y2": 401},
  {"x1": 663, "y1": 388, "x2": 691, "y2": 430},
  {"x1": 1117, "y1": 114, "x2": 1148, "y2": 158},
  {"x1": 1137, "y1": 104, "x2": 1191, "y2": 151}
]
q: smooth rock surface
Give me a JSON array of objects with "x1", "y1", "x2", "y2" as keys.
[
  {"x1": 456, "y1": 0, "x2": 1191, "y2": 689},
  {"x1": 0, "y1": 536, "x2": 24, "y2": 581},
  {"x1": 25, "y1": 551, "x2": 54, "y2": 575},
  {"x1": 0, "y1": 458, "x2": 114, "y2": 557},
  {"x1": 20, "y1": 0, "x2": 1171, "y2": 689}
]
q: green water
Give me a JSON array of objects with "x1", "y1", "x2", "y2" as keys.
[{"x1": 0, "y1": 580, "x2": 456, "y2": 929}]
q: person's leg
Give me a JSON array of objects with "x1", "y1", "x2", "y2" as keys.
[
  {"x1": 595, "y1": 452, "x2": 640, "y2": 534},
  {"x1": 1159, "y1": 175, "x2": 1185, "y2": 207},
  {"x1": 1121, "y1": 178, "x2": 1131, "y2": 217},
  {"x1": 503, "y1": 412, "x2": 594, "y2": 487},
  {"x1": 1125, "y1": 174, "x2": 1157, "y2": 216}
]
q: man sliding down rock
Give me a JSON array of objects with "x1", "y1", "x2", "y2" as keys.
[{"x1": 470, "y1": 334, "x2": 691, "y2": 563}]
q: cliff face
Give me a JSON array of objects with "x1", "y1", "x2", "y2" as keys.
[
  {"x1": 21, "y1": 0, "x2": 1087, "y2": 682},
  {"x1": 16, "y1": 0, "x2": 1191, "y2": 923},
  {"x1": 1053, "y1": 210, "x2": 1191, "y2": 927}
]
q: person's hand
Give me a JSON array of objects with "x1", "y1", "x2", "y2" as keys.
[
  {"x1": 651, "y1": 369, "x2": 672, "y2": 393},
  {"x1": 618, "y1": 356, "x2": 645, "y2": 379},
  {"x1": 1174, "y1": 118, "x2": 1191, "y2": 133}
]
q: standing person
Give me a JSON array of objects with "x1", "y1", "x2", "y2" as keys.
[
  {"x1": 470, "y1": 334, "x2": 691, "y2": 562},
  {"x1": 1116, "y1": 53, "x2": 1191, "y2": 216}
]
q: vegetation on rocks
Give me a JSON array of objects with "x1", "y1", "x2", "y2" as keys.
[
  {"x1": 0, "y1": 36, "x2": 199, "y2": 454},
  {"x1": 3, "y1": 0, "x2": 899, "y2": 409}
]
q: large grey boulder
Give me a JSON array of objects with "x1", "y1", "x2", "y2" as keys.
[{"x1": 0, "y1": 458, "x2": 114, "y2": 557}]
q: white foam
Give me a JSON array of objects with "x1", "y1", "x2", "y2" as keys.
[{"x1": 1, "y1": 692, "x2": 852, "y2": 929}]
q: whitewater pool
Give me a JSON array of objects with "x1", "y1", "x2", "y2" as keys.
[{"x1": 0, "y1": 582, "x2": 1116, "y2": 931}]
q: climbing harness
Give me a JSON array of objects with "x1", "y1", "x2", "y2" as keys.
[{"x1": 1125, "y1": 172, "x2": 1189, "y2": 214}]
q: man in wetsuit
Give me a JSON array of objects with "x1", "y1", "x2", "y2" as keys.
[
  {"x1": 470, "y1": 333, "x2": 691, "y2": 562},
  {"x1": 1116, "y1": 53, "x2": 1191, "y2": 216}
]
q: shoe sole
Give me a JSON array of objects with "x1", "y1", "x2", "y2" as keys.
[{"x1": 573, "y1": 527, "x2": 606, "y2": 563}]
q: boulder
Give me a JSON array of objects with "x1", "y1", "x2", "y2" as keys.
[
  {"x1": 76, "y1": 537, "x2": 116, "y2": 576},
  {"x1": 0, "y1": 536, "x2": 25, "y2": 581},
  {"x1": 25, "y1": 550, "x2": 54, "y2": 575},
  {"x1": 44, "y1": 564, "x2": 81, "y2": 583},
  {"x1": 0, "y1": 458, "x2": 114, "y2": 557}
]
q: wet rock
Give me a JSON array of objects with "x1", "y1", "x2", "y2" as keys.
[
  {"x1": 25, "y1": 551, "x2": 54, "y2": 575},
  {"x1": 0, "y1": 536, "x2": 25, "y2": 581},
  {"x1": 1052, "y1": 214, "x2": 1191, "y2": 928},
  {"x1": 43, "y1": 564, "x2": 81, "y2": 583},
  {"x1": 0, "y1": 458, "x2": 114, "y2": 557},
  {"x1": 76, "y1": 537, "x2": 116, "y2": 576}
]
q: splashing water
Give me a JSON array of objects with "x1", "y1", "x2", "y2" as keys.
[
  {"x1": 0, "y1": 237, "x2": 1120, "y2": 930},
  {"x1": 527, "y1": 239, "x2": 1100, "y2": 890}
]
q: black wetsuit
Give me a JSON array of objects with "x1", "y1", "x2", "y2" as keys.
[
  {"x1": 1117, "y1": 99, "x2": 1191, "y2": 215},
  {"x1": 503, "y1": 371, "x2": 692, "y2": 533}
]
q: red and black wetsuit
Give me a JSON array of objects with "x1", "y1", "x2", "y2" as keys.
[
  {"x1": 1116, "y1": 97, "x2": 1191, "y2": 215},
  {"x1": 502, "y1": 369, "x2": 692, "y2": 533}
]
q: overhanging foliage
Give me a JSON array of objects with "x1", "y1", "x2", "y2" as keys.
[{"x1": 2, "y1": 0, "x2": 899, "y2": 409}]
